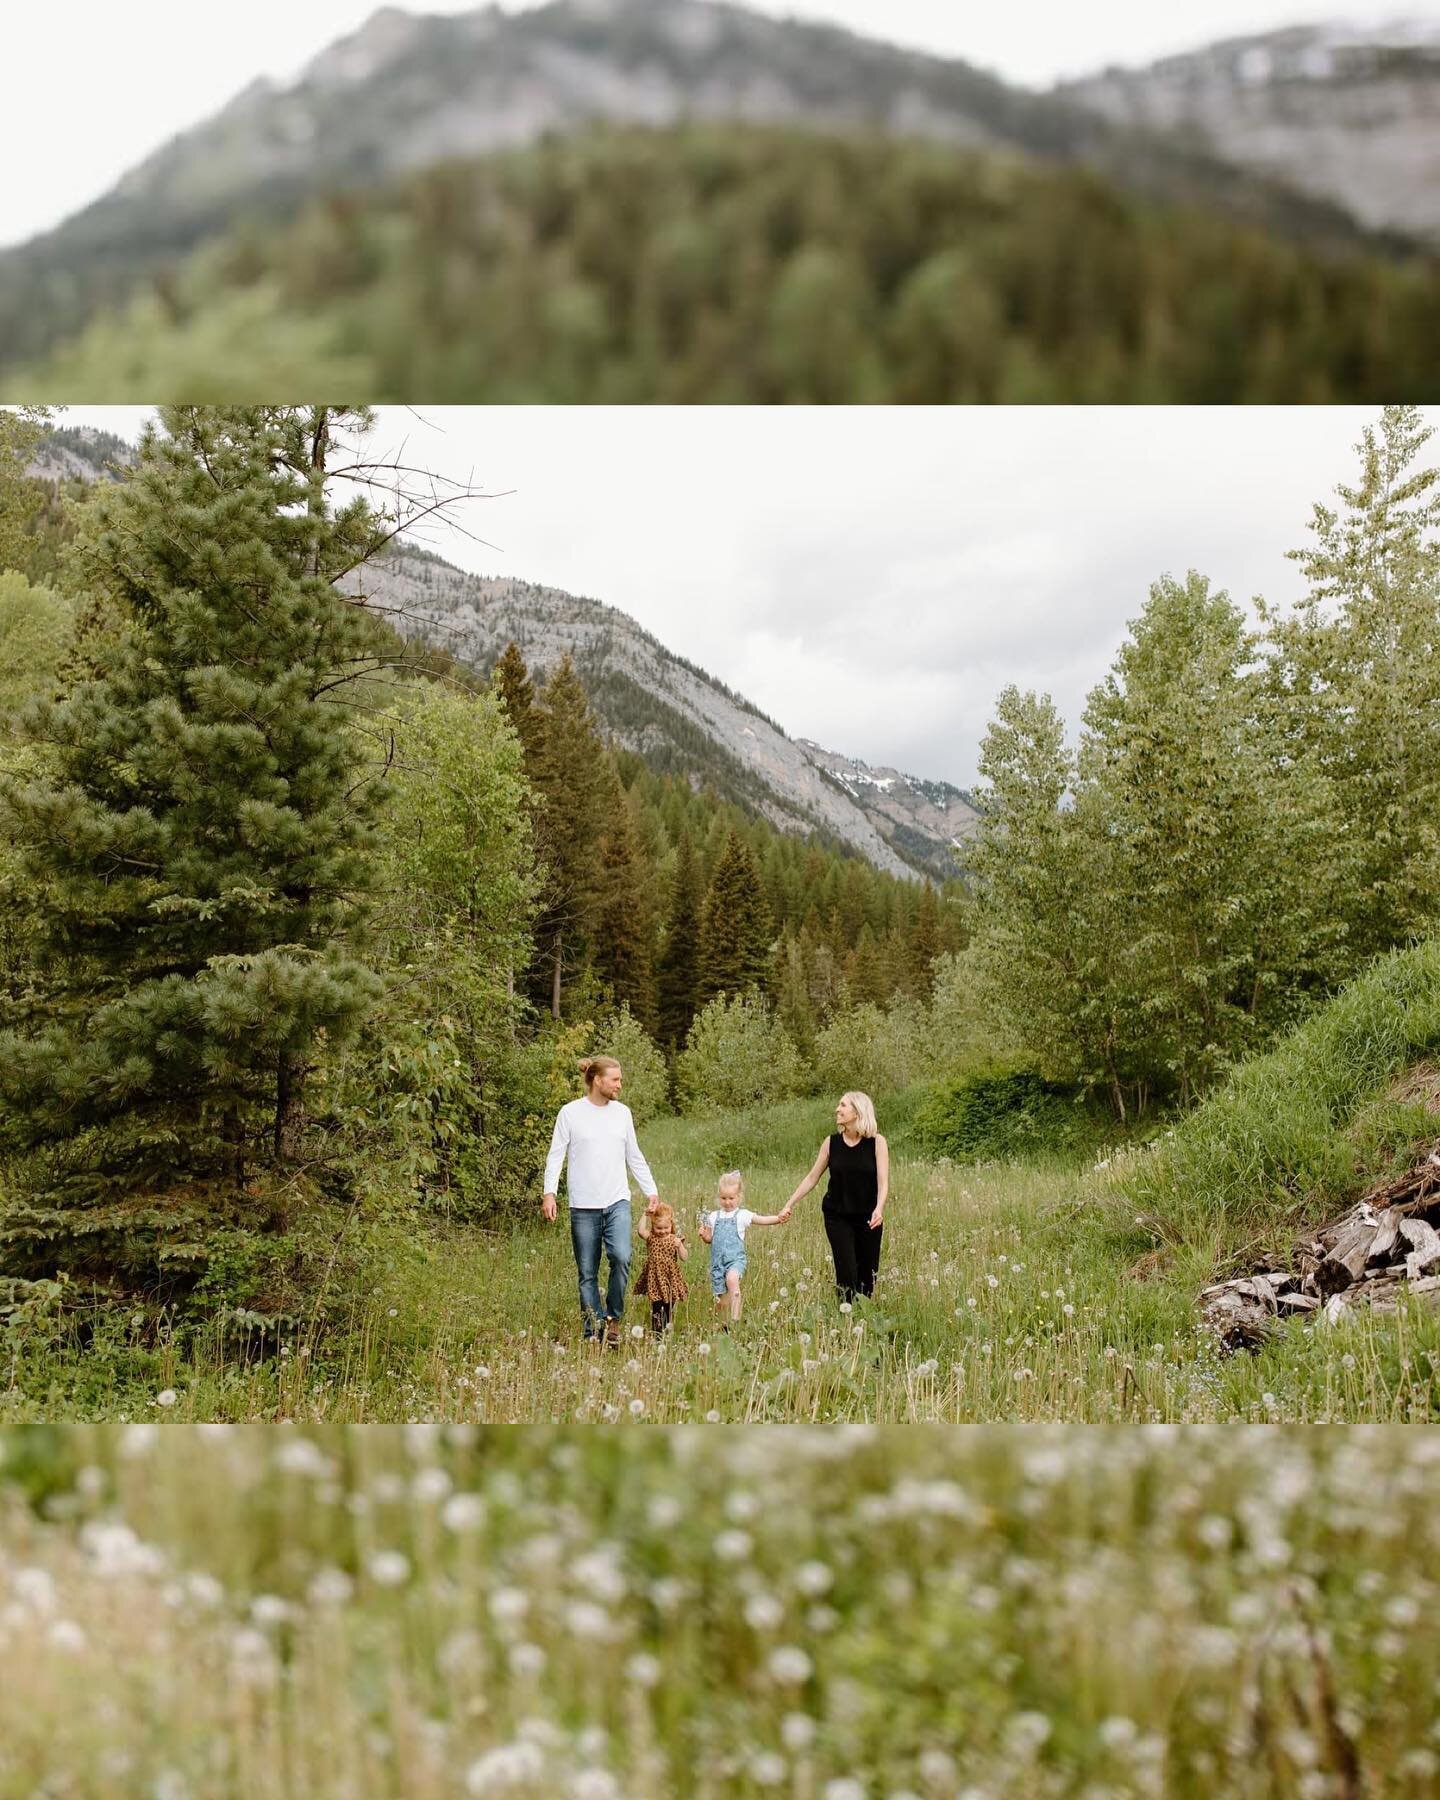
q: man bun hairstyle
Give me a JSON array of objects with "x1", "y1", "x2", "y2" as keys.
[{"x1": 580, "y1": 1054, "x2": 622, "y2": 1089}]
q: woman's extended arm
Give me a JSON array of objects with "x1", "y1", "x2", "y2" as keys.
[
  {"x1": 869, "y1": 1135, "x2": 889, "y2": 1230},
  {"x1": 779, "y1": 1140, "x2": 830, "y2": 1219}
]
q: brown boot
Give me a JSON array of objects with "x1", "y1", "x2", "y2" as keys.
[{"x1": 604, "y1": 1317, "x2": 623, "y2": 1348}]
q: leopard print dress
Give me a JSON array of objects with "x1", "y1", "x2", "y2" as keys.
[{"x1": 633, "y1": 1230, "x2": 689, "y2": 1305}]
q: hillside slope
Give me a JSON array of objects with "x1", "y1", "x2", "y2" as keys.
[
  {"x1": 1064, "y1": 22, "x2": 1440, "y2": 245},
  {"x1": 357, "y1": 547, "x2": 977, "y2": 877}
]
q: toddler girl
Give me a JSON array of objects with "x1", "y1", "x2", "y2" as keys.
[
  {"x1": 633, "y1": 1200, "x2": 689, "y2": 1337},
  {"x1": 698, "y1": 1171, "x2": 786, "y2": 1326}
]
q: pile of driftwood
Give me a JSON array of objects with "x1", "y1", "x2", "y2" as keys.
[{"x1": 1201, "y1": 1144, "x2": 1440, "y2": 1352}]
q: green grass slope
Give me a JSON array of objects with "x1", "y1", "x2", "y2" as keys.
[{"x1": 1130, "y1": 937, "x2": 1440, "y2": 1256}]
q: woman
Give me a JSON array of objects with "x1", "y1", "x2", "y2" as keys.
[{"x1": 781, "y1": 1091, "x2": 889, "y2": 1304}]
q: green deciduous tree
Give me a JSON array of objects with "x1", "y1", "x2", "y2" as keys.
[
  {"x1": 1260, "y1": 404, "x2": 1440, "y2": 962},
  {"x1": 1080, "y1": 571, "x2": 1340, "y2": 1105},
  {"x1": 0, "y1": 406, "x2": 49, "y2": 576},
  {"x1": 0, "y1": 571, "x2": 74, "y2": 734},
  {"x1": 675, "y1": 990, "x2": 805, "y2": 1114},
  {"x1": 344, "y1": 677, "x2": 541, "y2": 1210}
]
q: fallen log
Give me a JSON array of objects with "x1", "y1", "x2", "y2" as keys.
[{"x1": 1197, "y1": 1140, "x2": 1440, "y2": 1352}]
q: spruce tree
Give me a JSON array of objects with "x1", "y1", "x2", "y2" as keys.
[
  {"x1": 0, "y1": 406, "x2": 389, "y2": 1283},
  {"x1": 492, "y1": 641, "x2": 541, "y2": 760},
  {"x1": 697, "y1": 828, "x2": 774, "y2": 1003},
  {"x1": 528, "y1": 655, "x2": 612, "y2": 1018},
  {"x1": 592, "y1": 769, "x2": 657, "y2": 1029},
  {"x1": 656, "y1": 830, "x2": 703, "y2": 1050},
  {"x1": 910, "y1": 882, "x2": 941, "y2": 995}
]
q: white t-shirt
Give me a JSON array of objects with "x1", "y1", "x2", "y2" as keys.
[
  {"x1": 543, "y1": 1097, "x2": 658, "y2": 1211},
  {"x1": 704, "y1": 1207, "x2": 757, "y2": 1242}
]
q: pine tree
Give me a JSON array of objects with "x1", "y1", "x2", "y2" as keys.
[
  {"x1": 697, "y1": 828, "x2": 774, "y2": 1003},
  {"x1": 0, "y1": 406, "x2": 390, "y2": 1283},
  {"x1": 656, "y1": 830, "x2": 703, "y2": 1050}
]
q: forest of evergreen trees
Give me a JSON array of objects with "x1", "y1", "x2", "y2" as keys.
[{"x1": 20, "y1": 127, "x2": 1440, "y2": 404}]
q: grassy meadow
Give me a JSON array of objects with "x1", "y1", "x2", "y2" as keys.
[
  {"x1": 7, "y1": 1097, "x2": 1440, "y2": 1427},
  {"x1": 2, "y1": 1424, "x2": 1439, "y2": 1799}
]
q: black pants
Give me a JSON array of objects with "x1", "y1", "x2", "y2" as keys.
[
  {"x1": 824, "y1": 1211, "x2": 883, "y2": 1303},
  {"x1": 650, "y1": 1301, "x2": 673, "y2": 1336}
]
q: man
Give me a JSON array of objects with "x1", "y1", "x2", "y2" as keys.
[{"x1": 542, "y1": 1054, "x2": 660, "y2": 1344}]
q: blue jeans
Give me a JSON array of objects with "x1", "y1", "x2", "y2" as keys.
[{"x1": 569, "y1": 1200, "x2": 632, "y2": 1335}]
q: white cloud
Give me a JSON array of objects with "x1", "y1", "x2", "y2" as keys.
[{"x1": 49, "y1": 403, "x2": 1430, "y2": 788}]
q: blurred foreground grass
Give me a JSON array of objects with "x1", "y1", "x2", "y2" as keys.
[{"x1": 1, "y1": 1424, "x2": 1438, "y2": 1797}]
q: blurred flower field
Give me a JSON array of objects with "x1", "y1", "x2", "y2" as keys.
[{"x1": 1, "y1": 1425, "x2": 1438, "y2": 1797}]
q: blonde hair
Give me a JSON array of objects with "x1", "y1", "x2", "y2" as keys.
[
  {"x1": 650, "y1": 1202, "x2": 676, "y2": 1234},
  {"x1": 840, "y1": 1092, "x2": 877, "y2": 1138},
  {"x1": 716, "y1": 1169, "x2": 744, "y2": 1201},
  {"x1": 579, "y1": 1055, "x2": 621, "y2": 1089}
]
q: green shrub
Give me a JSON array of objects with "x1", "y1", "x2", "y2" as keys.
[
  {"x1": 915, "y1": 1064, "x2": 1103, "y2": 1163},
  {"x1": 595, "y1": 1004, "x2": 670, "y2": 1126},
  {"x1": 675, "y1": 991, "x2": 805, "y2": 1115},
  {"x1": 1130, "y1": 937, "x2": 1440, "y2": 1247},
  {"x1": 811, "y1": 1000, "x2": 930, "y2": 1095}
]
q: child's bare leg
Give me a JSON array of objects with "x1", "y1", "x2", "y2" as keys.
[
  {"x1": 726, "y1": 1270, "x2": 742, "y2": 1323},
  {"x1": 714, "y1": 1293, "x2": 729, "y2": 1329}
]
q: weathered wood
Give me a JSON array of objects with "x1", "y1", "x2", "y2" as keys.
[
  {"x1": 1400, "y1": 1216, "x2": 1440, "y2": 1280},
  {"x1": 1367, "y1": 1211, "x2": 1401, "y2": 1263}
]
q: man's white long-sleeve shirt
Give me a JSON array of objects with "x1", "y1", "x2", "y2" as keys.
[{"x1": 543, "y1": 1096, "x2": 657, "y2": 1210}]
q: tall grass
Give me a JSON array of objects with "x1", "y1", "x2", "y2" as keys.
[
  {"x1": 8, "y1": 1134, "x2": 1440, "y2": 1424},
  {"x1": 1130, "y1": 939, "x2": 1440, "y2": 1254},
  {"x1": 4, "y1": 1426, "x2": 1440, "y2": 1798}
]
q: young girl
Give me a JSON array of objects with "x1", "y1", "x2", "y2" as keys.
[
  {"x1": 633, "y1": 1201, "x2": 689, "y2": 1338},
  {"x1": 698, "y1": 1171, "x2": 787, "y2": 1327}
]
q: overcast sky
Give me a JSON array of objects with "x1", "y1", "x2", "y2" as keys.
[
  {"x1": 3, "y1": 2, "x2": 1419, "y2": 245},
  {"x1": 50, "y1": 404, "x2": 1434, "y2": 790}
]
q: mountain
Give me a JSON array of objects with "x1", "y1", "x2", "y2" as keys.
[
  {"x1": 26, "y1": 429, "x2": 974, "y2": 877},
  {"x1": 0, "y1": 0, "x2": 1399, "y2": 376},
  {"x1": 1062, "y1": 21, "x2": 1440, "y2": 244},
  {"x1": 352, "y1": 545, "x2": 976, "y2": 878},
  {"x1": 25, "y1": 424, "x2": 133, "y2": 484}
]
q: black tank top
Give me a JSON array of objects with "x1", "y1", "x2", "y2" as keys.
[{"x1": 823, "y1": 1132, "x2": 878, "y2": 1218}]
